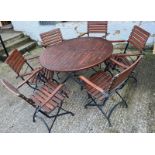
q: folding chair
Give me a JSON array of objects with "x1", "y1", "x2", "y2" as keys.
[
  {"x1": 106, "y1": 25, "x2": 150, "y2": 81},
  {"x1": 109, "y1": 25, "x2": 150, "y2": 67},
  {"x1": 1, "y1": 72, "x2": 74, "y2": 133},
  {"x1": 5, "y1": 49, "x2": 55, "y2": 89},
  {"x1": 79, "y1": 56, "x2": 142, "y2": 127}
]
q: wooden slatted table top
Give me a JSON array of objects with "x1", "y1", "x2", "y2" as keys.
[{"x1": 39, "y1": 37, "x2": 113, "y2": 72}]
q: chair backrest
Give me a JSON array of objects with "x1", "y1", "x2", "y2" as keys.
[
  {"x1": 128, "y1": 25, "x2": 150, "y2": 52},
  {"x1": 0, "y1": 79, "x2": 20, "y2": 96},
  {"x1": 40, "y1": 28, "x2": 63, "y2": 47},
  {"x1": 5, "y1": 49, "x2": 26, "y2": 75},
  {"x1": 109, "y1": 56, "x2": 142, "y2": 91},
  {"x1": 0, "y1": 79, "x2": 35, "y2": 106},
  {"x1": 87, "y1": 21, "x2": 108, "y2": 35}
]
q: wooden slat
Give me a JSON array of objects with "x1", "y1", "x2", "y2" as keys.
[
  {"x1": 86, "y1": 72, "x2": 112, "y2": 97},
  {"x1": 42, "y1": 85, "x2": 65, "y2": 101},
  {"x1": 128, "y1": 25, "x2": 150, "y2": 51},
  {"x1": 40, "y1": 28, "x2": 63, "y2": 47},
  {"x1": 5, "y1": 49, "x2": 26, "y2": 74},
  {"x1": 31, "y1": 96, "x2": 53, "y2": 112},
  {"x1": 88, "y1": 21, "x2": 108, "y2": 34}
]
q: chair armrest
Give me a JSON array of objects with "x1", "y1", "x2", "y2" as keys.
[
  {"x1": 78, "y1": 32, "x2": 88, "y2": 38},
  {"x1": 0, "y1": 79, "x2": 20, "y2": 96},
  {"x1": 109, "y1": 40, "x2": 127, "y2": 43},
  {"x1": 26, "y1": 56, "x2": 39, "y2": 61},
  {"x1": 41, "y1": 84, "x2": 64, "y2": 108},
  {"x1": 79, "y1": 76, "x2": 104, "y2": 94},
  {"x1": 110, "y1": 58, "x2": 128, "y2": 69},
  {"x1": 112, "y1": 52, "x2": 142, "y2": 58},
  {"x1": 17, "y1": 67, "x2": 42, "y2": 89}
]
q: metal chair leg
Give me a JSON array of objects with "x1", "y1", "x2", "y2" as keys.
[
  {"x1": 97, "y1": 105, "x2": 112, "y2": 127},
  {"x1": 129, "y1": 74, "x2": 137, "y2": 84},
  {"x1": 85, "y1": 93, "x2": 111, "y2": 126},
  {"x1": 107, "y1": 102, "x2": 120, "y2": 124},
  {"x1": 115, "y1": 90, "x2": 128, "y2": 108},
  {"x1": 33, "y1": 106, "x2": 40, "y2": 122}
]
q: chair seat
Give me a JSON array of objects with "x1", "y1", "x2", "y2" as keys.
[
  {"x1": 31, "y1": 82, "x2": 66, "y2": 113},
  {"x1": 85, "y1": 71, "x2": 112, "y2": 100}
]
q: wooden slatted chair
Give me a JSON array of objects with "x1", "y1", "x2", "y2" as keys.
[
  {"x1": 78, "y1": 21, "x2": 108, "y2": 38},
  {"x1": 40, "y1": 28, "x2": 63, "y2": 48},
  {"x1": 40, "y1": 28, "x2": 64, "y2": 79},
  {"x1": 106, "y1": 25, "x2": 150, "y2": 81},
  {"x1": 0, "y1": 72, "x2": 74, "y2": 133},
  {"x1": 79, "y1": 56, "x2": 142, "y2": 127},
  {"x1": 109, "y1": 25, "x2": 150, "y2": 67},
  {"x1": 5, "y1": 49, "x2": 55, "y2": 89}
]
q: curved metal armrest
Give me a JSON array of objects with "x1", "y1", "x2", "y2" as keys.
[
  {"x1": 110, "y1": 58, "x2": 128, "y2": 69},
  {"x1": 79, "y1": 76, "x2": 104, "y2": 94},
  {"x1": 41, "y1": 84, "x2": 64, "y2": 108},
  {"x1": 78, "y1": 32, "x2": 88, "y2": 38},
  {"x1": 17, "y1": 67, "x2": 42, "y2": 89},
  {"x1": 109, "y1": 40, "x2": 127, "y2": 43}
]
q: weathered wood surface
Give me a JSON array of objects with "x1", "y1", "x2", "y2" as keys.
[{"x1": 40, "y1": 37, "x2": 113, "y2": 72}]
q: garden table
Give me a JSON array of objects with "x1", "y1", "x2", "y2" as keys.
[{"x1": 39, "y1": 37, "x2": 113, "y2": 82}]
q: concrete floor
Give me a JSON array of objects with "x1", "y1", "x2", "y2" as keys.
[{"x1": 0, "y1": 47, "x2": 155, "y2": 133}]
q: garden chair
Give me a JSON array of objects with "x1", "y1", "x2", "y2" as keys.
[
  {"x1": 0, "y1": 71, "x2": 74, "y2": 133},
  {"x1": 5, "y1": 49, "x2": 55, "y2": 89},
  {"x1": 79, "y1": 56, "x2": 142, "y2": 127},
  {"x1": 109, "y1": 25, "x2": 150, "y2": 67},
  {"x1": 106, "y1": 25, "x2": 150, "y2": 81},
  {"x1": 78, "y1": 21, "x2": 108, "y2": 38},
  {"x1": 40, "y1": 28, "x2": 64, "y2": 79}
]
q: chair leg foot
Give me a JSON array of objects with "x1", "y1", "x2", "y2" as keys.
[
  {"x1": 70, "y1": 112, "x2": 75, "y2": 116},
  {"x1": 108, "y1": 119, "x2": 112, "y2": 127}
]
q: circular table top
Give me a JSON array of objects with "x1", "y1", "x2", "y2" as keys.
[{"x1": 39, "y1": 37, "x2": 113, "y2": 72}]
